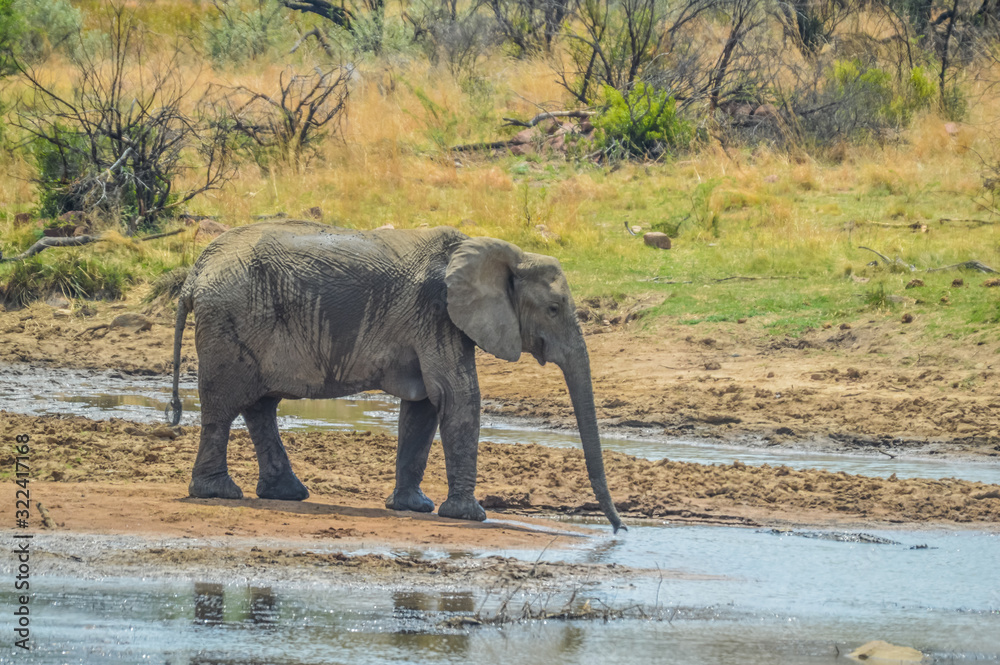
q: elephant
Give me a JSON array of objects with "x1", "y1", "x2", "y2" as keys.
[{"x1": 167, "y1": 220, "x2": 624, "y2": 532}]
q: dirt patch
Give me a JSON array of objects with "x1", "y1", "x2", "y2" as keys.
[{"x1": 4, "y1": 412, "x2": 999, "y2": 542}]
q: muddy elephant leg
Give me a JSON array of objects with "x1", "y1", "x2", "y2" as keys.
[
  {"x1": 386, "y1": 398, "x2": 437, "y2": 513},
  {"x1": 189, "y1": 407, "x2": 243, "y2": 499},
  {"x1": 435, "y1": 390, "x2": 486, "y2": 522},
  {"x1": 242, "y1": 396, "x2": 309, "y2": 501}
]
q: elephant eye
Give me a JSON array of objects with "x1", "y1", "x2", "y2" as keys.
[{"x1": 547, "y1": 304, "x2": 559, "y2": 317}]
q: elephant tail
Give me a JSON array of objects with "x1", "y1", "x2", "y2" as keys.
[{"x1": 166, "y1": 283, "x2": 194, "y2": 427}]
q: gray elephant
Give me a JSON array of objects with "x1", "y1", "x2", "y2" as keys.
[{"x1": 168, "y1": 220, "x2": 624, "y2": 532}]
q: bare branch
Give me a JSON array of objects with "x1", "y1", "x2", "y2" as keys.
[{"x1": 502, "y1": 110, "x2": 596, "y2": 128}]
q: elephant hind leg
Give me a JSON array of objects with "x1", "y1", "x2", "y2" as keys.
[
  {"x1": 386, "y1": 398, "x2": 437, "y2": 513},
  {"x1": 190, "y1": 417, "x2": 243, "y2": 500},
  {"x1": 243, "y1": 396, "x2": 309, "y2": 501}
]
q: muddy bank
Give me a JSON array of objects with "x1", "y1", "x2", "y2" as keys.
[
  {"x1": 25, "y1": 531, "x2": 670, "y2": 592},
  {"x1": 2, "y1": 296, "x2": 1000, "y2": 458},
  {"x1": 3, "y1": 412, "x2": 999, "y2": 535}
]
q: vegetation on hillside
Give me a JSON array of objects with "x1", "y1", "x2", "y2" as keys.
[{"x1": 0, "y1": 0, "x2": 997, "y2": 346}]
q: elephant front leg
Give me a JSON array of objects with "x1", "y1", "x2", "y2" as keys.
[
  {"x1": 243, "y1": 396, "x2": 309, "y2": 501},
  {"x1": 385, "y1": 398, "x2": 438, "y2": 513},
  {"x1": 436, "y1": 397, "x2": 487, "y2": 522},
  {"x1": 190, "y1": 417, "x2": 243, "y2": 499}
]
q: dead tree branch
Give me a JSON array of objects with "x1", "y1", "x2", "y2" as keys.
[
  {"x1": 449, "y1": 139, "x2": 516, "y2": 152},
  {"x1": 290, "y1": 27, "x2": 334, "y2": 55},
  {"x1": 279, "y1": 0, "x2": 353, "y2": 29},
  {"x1": 0, "y1": 228, "x2": 185, "y2": 262},
  {"x1": 502, "y1": 110, "x2": 596, "y2": 128},
  {"x1": 857, "y1": 245, "x2": 894, "y2": 264},
  {"x1": 926, "y1": 260, "x2": 998, "y2": 273}
]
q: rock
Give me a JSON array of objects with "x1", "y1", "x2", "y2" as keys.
[
  {"x1": 839, "y1": 323, "x2": 852, "y2": 330},
  {"x1": 303, "y1": 206, "x2": 323, "y2": 220},
  {"x1": 52, "y1": 309, "x2": 72, "y2": 319},
  {"x1": 73, "y1": 225, "x2": 90, "y2": 237},
  {"x1": 847, "y1": 640, "x2": 924, "y2": 663},
  {"x1": 704, "y1": 361, "x2": 721, "y2": 371},
  {"x1": 737, "y1": 318, "x2": 747, "y2": 324},
  {"x1": 643, "y1": 232, "x2": 672, "y2": 250},
  {"x1": 822, "y1": 322, "x2": 832, "y2": 329},
  {"x1": 376, "y1": 224, "x2": 394, "y2": 230},
  {"x1": 46, "y1": 294, "x2": 72, "y2": 309},
  {"x1": 150, "y1": 426, "x2": 179, "y2": 440},
  {"x1": 952, "y1": 278, "x2": 964, "y2": 287},
  {"x1": 753, "y1": 103, "x2": 780, "y2": 120},
  {"x1": 535, "y1": 224, "x2": 560, "y2": 243},
  {"x1": 630, "y1": 225, "x2": 642, "y2": 234},
  {"x1": 511, "y1": 128, "x2": 535, "y2": 145},
  {"x1": 13, "y1": 212, "x2": 31, "y2": 226},
  {"x1": 984, "y1": 278, "x2": 1000, "y2": 287},
  {"x1": 901, "y1": 313, "x2": 914, "y2": 323},
  {"x1": 110, "y1": 313, "x2": 153, "y2": 333},
  {"x1": 195, "y1": 219, "x2": 231, "y2": 242},
  {"x1": 43, "y1": 224, "x2": 77, "y2": 238},
  {"x1": 905, "y1": 279, "x2": 924, "y2": 289}
]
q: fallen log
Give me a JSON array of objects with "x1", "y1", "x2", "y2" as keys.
[
  {"x1": 0, "y1": 228, "x2": 185, "y2": 263},
  {"x1": 501, "y1": 110, "x2": 596, "y2": 128}
]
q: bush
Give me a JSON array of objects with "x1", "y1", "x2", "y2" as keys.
[
  {"x1": 1, "y1": 256, "x2": 133, "y2": 307},
  {"x1": 13, "y1": 0, "x2": 80, "y2": 62},
  {"x1": 204, "y1": 0, "x2": 294, "y2": 64},
  {"x1": 30, "y1": 130, "x2": 94, "y2": 218},
  {"x1": 16, "y1": 4, "x2": 237, "y2": 235},
  {"x1": 818, "y1": 60, "x2": 938, "y2": 138},
  {"x1": 593, "y1": 83, "x2": 693, "y2": 159}
]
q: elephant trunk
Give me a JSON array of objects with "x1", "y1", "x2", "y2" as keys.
[{"x1": 558, "y1": 340, "x2": 626, "y2": 533}]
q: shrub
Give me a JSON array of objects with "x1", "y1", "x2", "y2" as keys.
[
  {"x1": 204, "y1": 0, "x2": 293, "y2": 64},
  {"x1": 13, "y1": 0, "x2": 80, "y2": 62},
  {"x1": 30, "y1": 130, "x2": 95, "y2": 218},
  {"x1": 822, "y1": 60, "x2": 938, "y2": 138},
  {"x1": 1, "y1": 256, "x2": 133, "y2": 307},
  {"x1": 16, "y1": 4, "x2": 237, "y2": 234},
  {"x1": 593, "y1": 83, "x2": 693, "y2": 159}
]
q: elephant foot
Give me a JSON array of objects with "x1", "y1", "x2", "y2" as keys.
[
  {"x1": 189, "y1": 473, "x2": 243, "y2": 500},
  {"x1": 256, "y1": 471, "x2": 309, "y2": 501},
  {"x1": 438, "y1": 496, "x2": 486, "y2": 522},
  {"x1": 385, "y1": 487, "x2": 435, "y2": 513}
]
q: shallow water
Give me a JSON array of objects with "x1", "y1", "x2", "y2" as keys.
[
  {"x1": 7, "y1": 524, "x2": 1000, "y2": 664},
  {"x1": 2, "y1": 364, "x2": 999, "y2": 484}
]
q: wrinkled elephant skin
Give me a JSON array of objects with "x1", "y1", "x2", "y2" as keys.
[{"x1": 168, "y1": 221, "x2": 624, "y2": 532}]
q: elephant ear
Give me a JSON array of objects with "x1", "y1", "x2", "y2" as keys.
[{"x1": 445, "y1": 237, "x2": 523, "y2": 362}]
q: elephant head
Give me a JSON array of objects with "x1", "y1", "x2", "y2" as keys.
[{"x1": 445, "y1": 237, "x2": 626, "y2": 533}]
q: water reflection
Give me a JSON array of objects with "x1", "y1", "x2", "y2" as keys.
[
  {"x1": 193, "y1": 582, "x2": 224, "y2": 626},
  {"x1": 249, "y1": 587, "x2": 277, "y2": 626},
  {"x1": 389, "y1": 590, "x2": 473, "y2": 654},
  {"x1": 192, "y1": 583, "x2": 278, "y2": 628}
]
